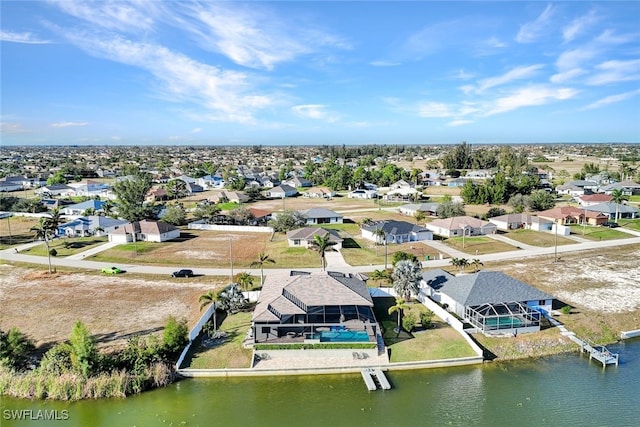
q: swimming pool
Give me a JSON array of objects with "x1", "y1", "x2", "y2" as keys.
[
  {"x1": 311, "y1": 330, "x2": 370, "y2": 342},
  {"x1": 484, "y1": 316, "x2": 526, "y2": 328}
]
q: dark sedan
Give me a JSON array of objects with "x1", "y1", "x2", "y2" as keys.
[{"x1": 172, "y1": 269, "x2": 194, "y2": 278}]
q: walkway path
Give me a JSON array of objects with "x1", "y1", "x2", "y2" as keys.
[
  {"x1": 65, "y1": 241, "x2": 120, "y2": 260},
  {"x1": 324, "y1": 249, "x2": 351, "y2": 268},
  {"x1": 420, "y1": 240, "x2": 469, "y2": 259}
]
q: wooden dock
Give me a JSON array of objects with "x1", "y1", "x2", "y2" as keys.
[{"x1": 361, "y1": 368, "x2": 391, "y2": 391}]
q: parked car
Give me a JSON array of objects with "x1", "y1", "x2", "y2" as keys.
[
  {"x1": 603, "y1": 222, "x2": 620, "y2": 228},
  {"x1": 172, "y1": 269, "x2": 194, "y2": 278},
  {"x1": 102, "y1": 266, "x2": 123, "y2": 274}
]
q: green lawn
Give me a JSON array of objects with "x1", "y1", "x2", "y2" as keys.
[
  {"x1": 21, "y1": 236, "x2": 108, "y2": 257},
  {"x1": 618, "y1": 219, "x2": 640, "y2": 231},
  {"x1": 445, "y1": 236, "x2": 517, "y2": 255},
  {"x1": 183, "y1": 311, "x2": 254, "y2": 369},
  {"x1": 569, "y1": 224, "x2": 632, "y2": 241},
  {"x1": 505, "y1": 229, "x2": 575, "y2": 247}
]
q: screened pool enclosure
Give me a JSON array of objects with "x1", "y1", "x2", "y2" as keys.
[{"x1": 465, "y1": 301, "x2": 542, "y2": 334}]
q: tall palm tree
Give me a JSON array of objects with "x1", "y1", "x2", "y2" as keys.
[
  {"x1": 235, "y1": 272, "x2": 254, "y2": 291},
  {"x1": 308, "y1": 233, "x2": 338, "y2": 271},
  {"x1": 47, "y1": 208, "x2": 62, "y2": 232},
  {"x1": 388, "y1": 298, "x2": 407, "y2": 334},
  {"x1": 101, "y1": 200, "x2": 115, "y2": 217},
  {"x1": 250, "y1": 252, "x2": 275, "y2": 287},
  {"x1": 372, "y1": 227, "x2": 387, "y2": 260},
  {"x1": 30, "y1": 218, "x2": 55, "y2": 273},
  {"x1": 199, "y1": 290, "x2": 219, "y2": 332},
  {"x1": 391, "y1": 259, "x2": 422, "y2": 302},
  {"x1": 471, "y1": 258, "x2": 484, "y2": 273},
  {"x1": 610, "y1": 189, "x2": 628, "y2": 223}
]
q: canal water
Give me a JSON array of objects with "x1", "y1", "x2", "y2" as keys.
[{"x1": 2, "y1": 339, "x2": 638, "y2": 427}]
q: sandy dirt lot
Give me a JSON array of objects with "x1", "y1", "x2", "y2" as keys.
[{"x1": 0, "y1": 264, "x2": 220, "y2": 352}]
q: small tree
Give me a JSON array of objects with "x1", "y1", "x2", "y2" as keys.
[
  {"x1": 235, "y1": 272, "x2": 254, "y2": 291},
  {"x1": 388, "y1": 298, "x2": 407, "y2": 334},
  {"x1": 392, "y1": 251, "x2": 418, "y2": 266},
  {"x1": 610, "y1": 189, "x2": 628, "y2": 223},
  {"x1": 471, "y1": 258, "x2": 484, "y2": 273},
  {"x1": 199, "y1": 290, "x2": 219, "y2": 332},
  {"x1": 216, "y1": 283, "x2": 249, "y2": 314},
  {"x1": 0, "y1": 328, "x2": 35, "y2": 369},
  {"x1": 69, "y1": 321, "x2": 98, "y2": 377},
  {"x1": 250, "y1": 252, "x2": 276, "y2": 287},
  {"x1": 162, "y1": 316, "x2": 189, "y2": 354},
  {"x1": 162, "y1": 203, "x2": 187, "y2": 226},
  {"x1": 402, "y1": 312, "x2": 417, "y2": 333},
  {"x1": 420, "y1": 310, "x2": 434, "y2": 329},
  {"x1": 308, "y1": 233, "x2": 338, "y2": 271},
  {"x1": 30, "y1": 217, "x2": 56, "y2": 273},
  {"x1": 391, "y1": 259, "x2": 422, "y2": 301}
]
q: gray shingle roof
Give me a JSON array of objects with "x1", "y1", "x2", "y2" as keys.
[
  {"x1": 427, "y1": 271, "x2": 552, "y2": 307},
  {"x1": 302, "y1": 207, "x2": 342, "y2": 219},
  {"x1": 361, "y1": 220, "x2": 428, "y2": 235}
]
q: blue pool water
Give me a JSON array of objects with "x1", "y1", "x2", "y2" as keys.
[{"x1": 315, "y1": 330, "x2": 370, "y2": 342}]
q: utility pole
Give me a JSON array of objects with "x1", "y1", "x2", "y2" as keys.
[
  {"x1": 229, "y1": 237, "x2": 234, "y2": 283},
  {"x1": 384, "y1": 232, "x2": 388, "y2": 270},
  {"x1": 554, "y1": 220, "x2": 558, "y2": 263}
]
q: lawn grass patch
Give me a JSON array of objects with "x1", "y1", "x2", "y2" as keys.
[
  {"x1": 183, "y1": 312, "x2": 253, "y2": 369},
  {"x1": 20, "y1": 236, "x2": 109, "y2": 257},
  {"x1": 505, "y1": 229, "x2": 575, "y2": 247},
  {"x1": 445, "y1": 236, "x2": 517, "y2": 255},
  {"x1": 569, "y1": 225, "x2": 632, "y2": 241}
]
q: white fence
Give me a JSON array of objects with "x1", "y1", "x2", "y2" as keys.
[
  {"x1": 175, "y1": 303, "x2": 216, "y2": 369},
  {"x1": 188, "y1": 222, "x2": 273, "y2": 233}
]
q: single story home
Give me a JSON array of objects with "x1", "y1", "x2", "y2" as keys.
[
  {"x1": 283, "y1": 177, "x2": 313, "y2": 188},
  {"x1": 488, "y1": 213, "x2": 553, "y2": 232},
  {"x1": 263, "y1": 184, "x2": 298, "y2": 199},
  {"x1": 537, "y1": 206, "x2": 609, "y2": 226},
  {"x1": 422, "y1": 269, "x2": 553, "y2": 335},
  {"x1": 390, "y1": 179, "x2": 414, "y2": 190},
  {"x1": 108, "y1": 220, "x2": 180, "y2": 243},
  {"x1": 576, "y1": 194, "x2": 612, "y2": 206},
  {"x1": 584, "y1": 202, "x2": 639, "y2": 219},
  {"x1": 67, "y1": 180, "x2": 111, "y2": 197},
  {"x1": 286, "y1": 227, "x2": 343, "y2": 249},
  {"x1": 398, "y1": 202, "x2": 440, "y2": 217},
  {"x1": 301, "y1": 208, "x2": 343, "y2": 225},
  {"x1": 361, "y1": 220, "x2": 433, "y2": 244},
  {"x1": 62, "y1": 200, "x2": 106, "y2": 216},
  {"x1": 555, "y1": 183, "x2": 586, "y2": 197},
  {"x1": 600, "y1": 180, "x2": 640, "y2": 196},
  {"x1": 348, "y1": 189, "x2": 377, "y2": 199},
  {"x1": 35, "y1": 184, "x2": 74, "y2": 197},
  {"x1": 249, "y1": 208, "x2": 272, "y2": 225},
  {"x1": 303, "y1": 187, "x2": 335, "y2": 199},
  {"x1": 58, "y1": 216, "x2": 128, "y2": 237},
  {"x1": 251, "y1": 271, "x2": 378, "y2": 345},
  {"x1": 426, "y1": 216, "x2": 497, "y2": 238}
]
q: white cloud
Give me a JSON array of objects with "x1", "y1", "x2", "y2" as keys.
[
  {"x1": 563, "y1": 10, "x2": 600, "y2": 43},
  {"x1": 0, "y1": 30, "x2": 50, "y2": 44},
  {"x1": 555, "y1": 47, "x2": 599, "y2": 72},
  {"x1": 583, "y1": 89, "x2": 640, "y2": 110},
  {"x1": 53, "y1": 0, "x2": 158, "y2": 33},
  {"x1": 0, "y1": 122, "x2": 28, "y2": 134},
  {"x1": 417, "y1": 102, "x2": 455, "y2": 118},
  {"x1": 191, "y1": 128, "x2": 202, "y2": 134},
  {"x1": 586, "y1": 59, "x2": 640, "y2": 85},
  {"x1": 292, "y1": 104, "x2": 339, "y2": 122},
  {"x1": 485, "y1": 85, "x2": 579, "y2": 116},
  {"x1": 475, "y1": 64, "x2": 544, "y2": 93},
  {"x1": 550, "y1": 68, "x2": 587, "y2": 84},
  {"x1": 446, "y1": 119, "x2": 474, "y2": 127},
  {"x1": 60, "y1": 31, "x2": 273, "y2": 123},
  {"x1": 50, "y1": 121, "x2": 88, "y2": 128},
  {"x1": 516, "y1": 4, "x2": 554, "y2": 43},
  {"x1": 369, "y1": 60, "x2": 401, "y2": 67}
]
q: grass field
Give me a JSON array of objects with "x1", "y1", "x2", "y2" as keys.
[
  {"x1": 0, "y1": 216, "x2": 40, "y2": 248},
  {"x1": 444, "y1": 236, "x2": 517, "y2": 255},
  {"x1": 569, "y1": 224, "x2": 633, "y2": 241},
  {"x1": 21, "y1": 236, "x2": 108, "y2": 257},
  {"x1": 505, "y1": 229, "x2": 575, "y2": 247}
]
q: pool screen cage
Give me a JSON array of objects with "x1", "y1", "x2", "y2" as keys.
[{"x1": 465, "y1": 301, "x2": 540, "y2": 333}]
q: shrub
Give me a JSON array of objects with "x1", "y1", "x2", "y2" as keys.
[
  {"x1": 49, "y1": 248, "x2": 58, "y2": 257},
  {"x1": 392, "y1": 251, "x2": 419, "y2": 266},
  {"x1": 560, "y1": 305, "x2": 572, "y2": 315},
  {"x1": 402, "y1": 313, "x2": 417, "y2": 333},
  {"x1": 0, "y1": 328, "x2": 35, "y2": 369},
  {"x1": 162, "y1": 316, "x2": 188, "y2": 354},
  {"x1": 69, "y1": 321, "x2": 98, "y2": 378},
  {"x1": 420, "y1": 310, "x2": 434, "y2": 329}
]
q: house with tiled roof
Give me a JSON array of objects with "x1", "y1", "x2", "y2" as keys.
[
  {"x1": 576, "y1": 194, "x2": 612, "y2": 206},
  {"x1": 426, "y1": 216, "x2": 497, "y2": 238},
  {"x1": 422, "y1": 269, "x2": 553, "y2": 335},
  {"x1": 251, "y1": 271, "x2": 378, "y2": 346},
  {"x1": 303, "y1": 186, "x2": 335, "y2": 199},
  {"x1": 537, "y1": 206, "x2": 608, "y2": 226},
  {"x1": 286, "y1": 227, "x2": 343, "y2": 249},
  {"x1": 108, "y1": 220, "x2": 180, "y2": 243}
]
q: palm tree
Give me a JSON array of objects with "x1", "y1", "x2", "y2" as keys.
[
  {"x1": 388, "y1": 298, "x2": 407, "y2": 334},
  {"x1": 449, "y1": 257, "x2": 460, "y2": 271},
  {"x1": 391, "y1": 259, "x2": 422, "y2": 302},
  {"x1": 371, "y1": 269, "x2": 391, "y2": 287},
  {"x1": 199, "y1": 290, "x2": 219, "y2": 332},
  {"x1": 471, "y1": 258, "x2": 483, "y2": 273},
  {"x1": 216, "y1": 283, "x2": 249, "y2": 314},
  {"x1": 235, "y1": 272, "x2": 254, "y2": 291},
  {"x1": 101, "y1": 200, "x2": 115, "y2": 217},
  {"x1": 610, "y1": 189, "x2": 628, "y2": 223},
  {"x1": 250, "y1": 252, "x2": 275, "y2": 287},
  {"x1": 458, "y1": 258, "x2": 470, "y2": 274},
  {"x1": 30, "y1": 218, "x2": 55, "y2": 273},
  {"x1": 308, "y1": 233, "x2": 338, "y2": 271},
  {"x1": 47, "y1": 208, "x2": 62, "y2": 232}
]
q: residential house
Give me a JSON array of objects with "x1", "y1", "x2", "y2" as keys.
[
  {"x1": 601, "y1": 181, "x2": 640, "y2": 196},
  {"x1": 35, "y1": 184, "x2": 74, "y2": 197},
  {"x1": 390, "y1": 179, "x2": 414, "y2": 190},
  {"x1": 303, "y1": 187, "x2": 335, "y2": 199},
  {"x1": 67, "y1": 179, "x2": 111, "y2": 198},
  {"x1": 185, "y1": 181, "x2": 204, "y2": 194},
  {"x1": 301, "y1": 208, "x2": 343, "y2": 225},
  {"x1": 108, "y1": 220, "x2": 180, "y2": 243},
  {"x1": 398, "y1": 202, "x2": 440, "y2": 217},
  {"x1": 556, "y1": 180, "x2": 598, "y2": 196},
  {"x1": 58, "y1": 216, "x2": 128, "y2": 237},
  {"x1": 447, "y1": 178, "x2": 469, "y2": 188},
  {"x1": 62, "y1": 200, "x2": 106, "y2": 216},
  {"x1": 286, "y1": 227, "x2": 343, "y2": 249},
  {"x1": 249, "y1": 208, "x2": 272, "y2": 225},
  {"x1": 576, "y1": 194, "x2": 612, "y2": 206},
  {"x1": 426, "y1": 216, "x2": 497, "y2": 238},
  {"x1": 466, "y1": 170, "x2": 493, "y2": 179},
  {"x1": 584, "y1": 203, "x2": 639, "y2": 220},
  {"x1": 348, "y1": 189, "x2": 377, "y2": 199},
  {"x1": 488, "y1": 213, "x2": 554, "y2": 232},
  {"x1": 146, "y1": 187, "x2": 169, "y2": 202},
  {"x1": 251, "y1": 271, "x2": 378, "y2": 345},
  {"x1": 0, "y1": 180, "x2": 22, "y2": 192},
  {"x1": 225, "y1": 191, "x2": 250, "y2": 204},
  {"x1": 422, "y1": 269, "x2": 553, "y2": 335},
  {"x1": 263, "y1": 184, "x2": 298, "y2": 199},
  {"x1": 537, "y1": 206, "x2": 608, "y2": 226},
  {"x1": 361, "y1": 220, "x2": 433, "y2": 244},
  {"x1": 284, "y1": 177, "x2": 312, "y2": 188},
  {"x1": 197, "y1": 175, "x2": 225, "y2": 190}
]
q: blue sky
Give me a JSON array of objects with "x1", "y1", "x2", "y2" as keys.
[{"x1": 1, "y1": 1, "x2": 639, "y2": 146}]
